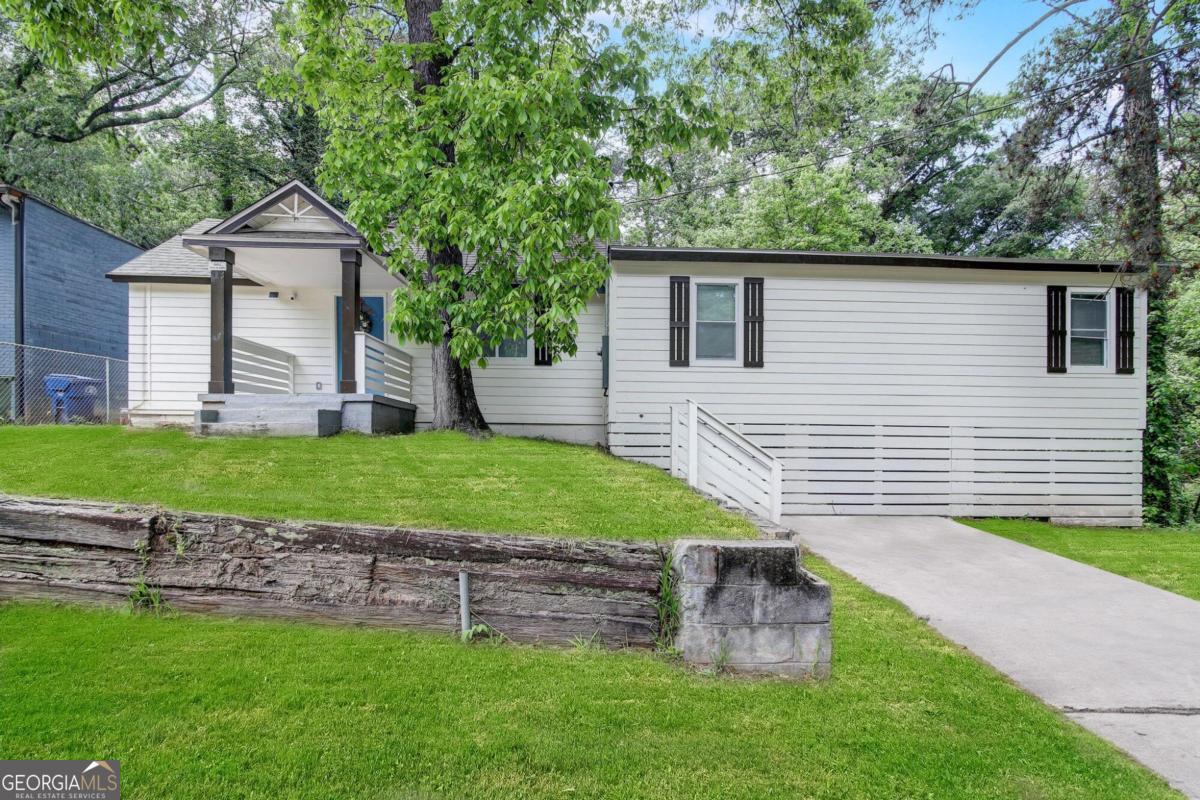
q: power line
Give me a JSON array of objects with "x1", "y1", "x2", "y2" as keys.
[{"x1": 620, "y1": 42, "x2": 1188, "y2": 207}]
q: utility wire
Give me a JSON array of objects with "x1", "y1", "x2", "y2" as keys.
[{"x1": 620, "y1": 42, "x2": 1189, "y2": 207}]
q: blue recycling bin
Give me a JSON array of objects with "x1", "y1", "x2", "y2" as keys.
[{"x1": 42, "y1": 374, "x2": 103, "y2": 423}]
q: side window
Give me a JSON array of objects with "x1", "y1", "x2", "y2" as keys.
[
  {"x1": 694, "y1": 282, "x2": 738, "y2": 361},
  {"x1": 481, "y1": 331, "x2": 529, "y2": 360},
  {"x1": 1068, "y1": 290, "x2": 1110, "y2": 369}
]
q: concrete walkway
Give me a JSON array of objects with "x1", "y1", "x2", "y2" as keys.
[{"x1": 785, "y1": 516, "x2": 1200, "y2": 798}]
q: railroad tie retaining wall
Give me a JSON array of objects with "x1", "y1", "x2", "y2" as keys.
[{"x1": 0, "y1": 496, "x2": 662, "y2": 647}]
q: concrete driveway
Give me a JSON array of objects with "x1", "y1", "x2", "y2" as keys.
[{"x1": 786, "y1": 515, "x2": 1200, "y2": 798}]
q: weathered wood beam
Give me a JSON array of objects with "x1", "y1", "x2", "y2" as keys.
[{"x1": 0, "y1": 496, "x2": 663, "y2": 648}]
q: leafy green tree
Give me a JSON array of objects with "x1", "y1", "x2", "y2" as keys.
[
  {"x1": 171, "y1": 51, "x2": 329, "y2": 215},
  {"x1": 1166, "y1": 269, "x2": 1200, "y2": 519},
  {"x1": 993, "y1": 0, "x2": 1200, "y2": 523},
  {"x1": 690, "y1": 165, "x2": 933, "y2": 252},
  {"x1": 621, "y1": 0, "x2": 878, "y2": 246},
  {"x1": 0, "y1": 1, "x2": 323, "y2": 244},
  {"x1": 289, "y1": 0, "x2": 721, "y2": 433},
  {"x1": 2, "y1": 132, "x2": 211, "y2": 246},
  {"x1": 0, "y1": 4, "x2": 256, "y2": 154},
  {"x1": 0, "y1": 0, "x2": 181, "y2": 66},
  {"x1": 622, "y1": 28, "x2": 1085, "y2": 258}
]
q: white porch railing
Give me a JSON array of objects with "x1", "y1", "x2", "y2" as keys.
[
  {"x1": 671, "y1": 400, "x2": 783, "y2": 523},
  {"x1": 232, "y1": 337, "x2": 295, "y2": 395},
  {"x1": 355, "y1": 332, "x2": 413, "y2": 403}
]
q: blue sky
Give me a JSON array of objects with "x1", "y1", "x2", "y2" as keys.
[{"x1": 915, "y1": 0, "x2": 1106, "y2": 92}]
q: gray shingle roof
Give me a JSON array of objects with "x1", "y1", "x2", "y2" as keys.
[{"x1": 107, "y1": 219, "x2": 226, "y2": 280}]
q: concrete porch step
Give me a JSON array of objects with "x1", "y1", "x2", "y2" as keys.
[
  {"x1": 205, "y1": 393, "x2": 345, "y2": 411},
  {"x1": 194, "y1": 393, "x2": 416, "y2": 437},
  {"x1": 195, "y1": 408, "x2": 341, "y2": 437},
  {"x1": 209, "y1": 407, "x2": 339, "y2": 425}
]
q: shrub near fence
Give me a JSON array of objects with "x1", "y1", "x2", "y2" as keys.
[{"x1": 0, "y1": 342, "x2": 127, "y2": 425}]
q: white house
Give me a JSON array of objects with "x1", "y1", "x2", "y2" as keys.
[{"x1": 108, "y1": 181, "x2": 1147, "y2": 526}]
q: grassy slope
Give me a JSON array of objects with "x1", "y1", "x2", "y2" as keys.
[
  {"x1": 0, "y1": 559, "x2": 1176, "y2": 799},
  {"x1": 963, "y1": 518, "x2": 1200, "y2": 602},
  {"x1": 0, "y1": 426, "x2": 754, "y2": 541}
]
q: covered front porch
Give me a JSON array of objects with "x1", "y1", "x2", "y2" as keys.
[{"x1": 183, "y1": 182, "x2": 416, "y2": 436}]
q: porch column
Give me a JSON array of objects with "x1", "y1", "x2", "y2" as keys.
[
  {"x1": 339, "y1": 248, "x2": 362, "y2": 393},
  {"x1": 208, "y1": 246, "x2": 235, "y2": 394}
]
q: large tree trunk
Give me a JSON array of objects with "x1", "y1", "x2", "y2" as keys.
[
  {"x1": 1118, "y1": 2, "x2": 1174, "y2": 523},
  {"x1": 212, "y1": 56, "x2": 236, "y2": 214},
  {"x1": 405, "y1": 0, "x2": 490, "y2": 435},
  {"x1": 428, "y1": 247, "x2": 489, "y2": 434},
  {"x1": 1118, "y1": 18, "x2": 1164, "y2": 271}
]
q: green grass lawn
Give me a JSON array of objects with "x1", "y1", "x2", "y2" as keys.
[
  {"x1": 0, "y1": 558, "x2": 1177, "y2": 800},
  {"x1": 963, "y1": 518, "x2": 1200, "y2": 602},
  {"x1": 0, "y1": 426, "x2": 754, "y2": 541}
]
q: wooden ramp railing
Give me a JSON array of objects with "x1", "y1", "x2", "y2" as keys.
[
  {"x1": 232, "y1": 337, "x2": 295, "y2": 394},
  {"x1": 670, "y1": 400, "x2": 783, "y2": 523},
  {"x1": 355, "y1": 332, "x2": 414, "y2": 403}
]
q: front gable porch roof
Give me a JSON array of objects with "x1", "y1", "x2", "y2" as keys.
[
  {"x1": 182, "y1": 180, "x2": 370, "y2": 254},
  {"x1": 205, "y1": 179, "x2": 361, "y2": 238}
]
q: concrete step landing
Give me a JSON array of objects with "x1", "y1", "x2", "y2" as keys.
[
  {"x1": 195, "y1": 393, "x2": 416, "y2": 437},
  {"x1": 196, "y1": 408, "x2": 341, "y2": 437}
]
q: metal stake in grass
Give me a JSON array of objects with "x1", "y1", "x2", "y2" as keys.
[{"x1": 458, "y1": 570, "x2": 471, "y2": 638}]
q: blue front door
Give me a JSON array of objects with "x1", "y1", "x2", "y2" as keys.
[{"x1": 336, "y1": 295, "x2": 386, "y2": 386}]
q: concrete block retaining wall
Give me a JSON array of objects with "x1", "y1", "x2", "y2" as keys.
[{"x1": 673, "y1": 539, "x2": 832, "y2": 678}]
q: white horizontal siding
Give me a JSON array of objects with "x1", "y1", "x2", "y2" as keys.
[
  {"x1": 128, "y1": 283, "x2": 354, "y2": 413},
  {"x1": 607, "y1": 263, "x2": 1147, "y2": 523},
  {"x1": 407, "y1": 294, "x2": 606, "y2": 432},
  {"x1": 128, "y1": 283, "x2": 206, "y2": 411},
  {"x1": 129, "y1": 284, "x2": 605, "y2": 440}
]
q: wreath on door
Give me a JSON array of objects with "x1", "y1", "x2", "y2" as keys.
[{"x1": 357, "y1": 299, "x2": 375, "y2": 334}]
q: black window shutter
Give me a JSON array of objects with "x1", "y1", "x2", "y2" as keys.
[
  {"x1": 1047, "y1": 285, "x2": 1067, "y2": 373},
  {"x1": 744, "y1": 277, "x2": 764, "y2": 367},
  {"x1": 669, "y1": 276, "x2": 689, "y2": 367},
  {"x1": 1116, "y1": 287, "x2": 1135, "y2": 374},
  {"x1": 533, "y1": 293, "x2": 552, "y2": 366}
]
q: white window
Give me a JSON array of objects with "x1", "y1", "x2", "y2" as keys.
[
  {"x1": 480, "y1": 330, "x2": 529, "y2": 361},
  {"x1": 693, "y1": 281, "x2": 740, "y2": 362},
  {"x1": 1068, "y1": 289, "x2": 1111, "y2": 370}
]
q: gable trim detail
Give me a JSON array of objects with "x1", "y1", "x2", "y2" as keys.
[{"x1": 206, "y1": 180, "x2": 360, "y2": 238}]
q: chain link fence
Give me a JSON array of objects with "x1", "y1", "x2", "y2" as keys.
[{"x1": 0, "y1": 342, "x2": 127, "y2": 425}]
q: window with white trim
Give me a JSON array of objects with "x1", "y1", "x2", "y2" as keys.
[
  {"x1": 480, "y1": 330, "x2": 529, "y2": 360},
  {"x1": 1068, "y1": 289, "x2": 1111, "y2": 370},
  {"x1": 693, "y1": 281, "x2": 739, "y2": 362}
]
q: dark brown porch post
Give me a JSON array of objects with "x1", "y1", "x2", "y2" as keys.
[
  {"x1": 208, "y1": 246, "x2": 235, "y2": 394},
  {"x1": 339, "y1": 248, "x2": 362, "y2": 393}
]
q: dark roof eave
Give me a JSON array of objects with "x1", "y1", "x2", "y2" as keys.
[
  {"x1": 106, "y1": 273, "x2": 262, "y2": 287},
  {"x1": 181, "y1": 236, "x2": 367, "y2": 250},
  {"x1": 608, "y1": 246, "x2": 1129, "y2": 274}
]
